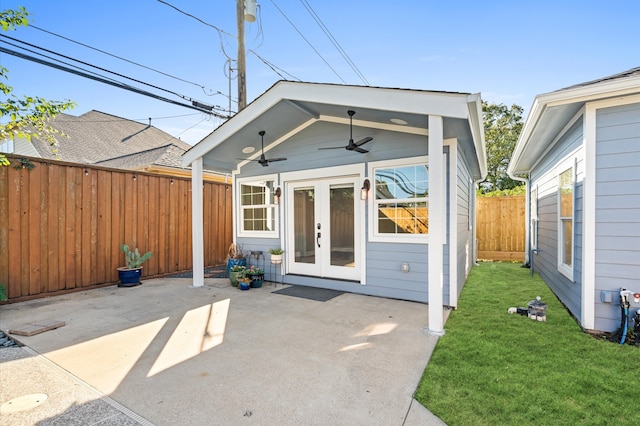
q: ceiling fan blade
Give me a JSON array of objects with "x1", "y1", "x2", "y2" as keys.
[
  {"x1": 354, "y1": 147, "x2": 369, "y2": 154},
  {"x1": 318, "y1": 146, "x2": 346, "y2": 150},
  {"x1": 267, "y1": 157, "x2": 287, "y2": 162},
  {"x1": 355, "y1": 136, "x2": 373, "y2": 147}
]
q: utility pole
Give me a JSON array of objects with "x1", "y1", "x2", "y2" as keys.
[{"x1": 236, "y1": 0, "x2": 247, "y2": 111}]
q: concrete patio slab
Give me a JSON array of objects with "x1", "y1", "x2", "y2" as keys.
[{"x1": 0, "y1": 277, "x2": 448, "y2": 425}]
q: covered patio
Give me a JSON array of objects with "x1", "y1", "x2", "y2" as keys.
[{"x1": 0, "y1": 278, "x2": 446, "y2": 425}]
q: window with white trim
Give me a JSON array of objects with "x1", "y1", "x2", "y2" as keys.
[
  {"x1": 558, "y1": 167, "x2": 574, "y2": 278},
  {"x1": 370, "y1": 158, "x2": 429, "y2": 242},
  {"x1": 238, "y1": 177, "x2": 278, "y2": 237}
]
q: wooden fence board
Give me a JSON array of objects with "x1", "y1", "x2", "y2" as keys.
[
  {"x1": 477, "y1": 195, "x2": 525, "y2": 261},
  {"x1": 0, "y1": 166, "x2": 8, "y2": 289},
  {"x1": 1, "y1": 156, "x2": 232, "y2": 302}
]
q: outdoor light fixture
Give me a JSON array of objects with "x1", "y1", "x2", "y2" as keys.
[
  {"x1": 360, "y1": 179, "x2": 370, "y2": 200},
  {"x1": 274, "y1": 187, "x2": 282, "y2": 204}
]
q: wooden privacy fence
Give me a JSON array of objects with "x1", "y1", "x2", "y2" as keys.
[
  {"x1": 476, "y1": 195, "x2": 525, "y2": 261},
  {"x1": 0, "y1": 156, "x2": 232, "y2": 302}
]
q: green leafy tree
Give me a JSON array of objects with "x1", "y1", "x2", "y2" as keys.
[
  {"x1": 480, "y1": 101, "x2": 524, "y2": 193},
  {"x1": 0, "y1": 7, "x2": 75, "y2": 166}
]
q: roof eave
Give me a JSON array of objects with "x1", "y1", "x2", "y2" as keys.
[{"x1": 508, "y1": 74, "x2": 640, "y2": 177}]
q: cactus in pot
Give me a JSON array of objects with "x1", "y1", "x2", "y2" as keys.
[{"x1": 118, "y1": 244, "x2": 152, "y2": 287}]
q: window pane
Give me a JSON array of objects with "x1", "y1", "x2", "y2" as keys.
[
  {"x1": 374, "y1": 164, "x2": 428, "y2": 236},
  {"x1": 377, "y1": 202, "x2": 428, "y2": 234},
  {"x1": 559, "y1": 169, "x2": 573, "y2": 217},
  {"x1": 562, "y1": 220, "x2": 572, "y2": 266},
  {"x1": 240, "y1": 180, "x2": 276, "y2": 233},
  {"x1": 330, "y1": 184, "x2": 354, "y2": 267}
]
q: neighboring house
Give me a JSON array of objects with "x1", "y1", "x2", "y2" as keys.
[
  {"x1": 508, "y1": 67, "x2": 640, "y2": 333},
  {"x1": 1, "y1": 110, "x2": 223, "y2": 181},
  {"x1": 183, "y1": 81, "x2": 486, "y2": 334}
]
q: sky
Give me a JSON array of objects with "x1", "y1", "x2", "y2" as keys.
[{"x1": 1, "y1": 0, "x2": 639, "y2": 145}]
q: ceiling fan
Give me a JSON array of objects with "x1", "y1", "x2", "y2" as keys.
[
  {"x1": 240, "y1": 130, "x2": 287, "y2": 167},
  {"x1": 318, "y1": 110, "x2": 373, "y2": 154}
]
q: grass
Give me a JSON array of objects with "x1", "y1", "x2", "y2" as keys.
[{"x1": 415, "y1": 262, "x2": 639, "y2": 425}]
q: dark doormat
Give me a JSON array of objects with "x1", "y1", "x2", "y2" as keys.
[{"x1": 272, "y1": 285, "x2": 344, "y2": 302}]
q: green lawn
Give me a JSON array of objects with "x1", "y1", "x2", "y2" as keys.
[{"x1": 415, "y1": 262, "x2": 639, "y2": 425}]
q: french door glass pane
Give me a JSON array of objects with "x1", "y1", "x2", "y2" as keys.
[
  {"x1": 330, "y1": 184, "x2": 354, "y2": 267},
  {"x1": 294, "y1": 187, "x2": 315, "y2": 264}
]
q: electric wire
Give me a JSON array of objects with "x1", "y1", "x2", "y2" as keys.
[
  {"x1": 249, "y1": 49, "x2": 301, "y2": 81},
  {"x1": 0, "y1": 35, "x2": 230, "y2": 115},
  {"x1": 29, "y1": 24, "x2": 227, "y2": 98},
  {"x1": 269, "y1": 0, "x2": 347, "y2": 84},
  {"x1": 0, "y1": 45, "x2": 229, "y2": 118},
  {"x1": 156, "y1": 0, "x2": 235, "y2": 61},
  {"x1": 299, "y1": 0, "x2": 369, "y2": 85}
]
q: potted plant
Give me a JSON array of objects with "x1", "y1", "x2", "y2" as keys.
[
  {"x1": 238, "y1": 277, "x2": 251, "y2": 291},
  {"x1": 118, "y1": 244, "x2": 152, "y2": 287},
  {"x1": 269, "y1": 248, "x2": 284, "y2": 264},
  {"x1": 226, "y1": 243, "x2": 247, "y2": 276},
  {"x1": 246, "y1": 265, "x2": 265, "y2": 288},
  {"x1": 229, "y1": 265, "x2": 246, "y2": 287}
]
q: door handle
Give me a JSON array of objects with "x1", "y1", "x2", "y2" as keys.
[{"x1": 316, "y1": 232, "x2": 321, "y2": 248}]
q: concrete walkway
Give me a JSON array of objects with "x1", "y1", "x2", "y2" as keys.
[{"x1": 0, "y1": 278, "x2": 447, "y2": 425}]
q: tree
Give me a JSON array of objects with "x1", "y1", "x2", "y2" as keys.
[
  {"x1": 480, "y1": 101, "x2": 524, "y2": 193},
  {"x1": 0, "y1": 7, "x2": 75, "y2": 166}
]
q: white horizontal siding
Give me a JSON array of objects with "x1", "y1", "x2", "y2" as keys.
[
  {"x1": 531, "y1": 121, "x2": 584, "y2": 323},
  {"x1": 594, "y1": 102, "x2": 640, "y2": 331}
]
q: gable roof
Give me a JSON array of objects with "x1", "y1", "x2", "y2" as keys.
[
  {"x1": 31, "y1": 110, "x2": 192, "y2": 169},
  {"x1": 508, "y1": 67, "x2": 640, "y2": 175},
  {"x1": 183, "y1": 81, "x2": 486, "y2": 178}
]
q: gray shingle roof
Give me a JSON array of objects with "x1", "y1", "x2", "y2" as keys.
[
  {"x1": 32, "y1": 110, "x2": 192, "y2": 170},
  {"x1": 556, "y1": 66, "x2": 640, "y2": 92}
]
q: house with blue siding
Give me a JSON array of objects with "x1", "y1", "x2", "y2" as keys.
[
  {"x1": 183, "y1": 81, "x2": 486, "y2": 334},
  {"x1": 508, "y1": 67, "x2": 640, "y2": 333}
]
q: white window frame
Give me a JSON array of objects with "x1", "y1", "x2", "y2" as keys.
[
  {"x1": 236, "y1": 174, "x2": 279, "y2": 238},
  {"x1": 557, "y1": 162, "x2": 575, "y2": 281},
  {"x1": 367, "y1": 156, "x2": 429, "y2": 244}
]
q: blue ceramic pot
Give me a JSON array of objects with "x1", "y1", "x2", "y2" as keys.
[
  {"x1": 117, "y1": 267, "x2": 142, "y2": 287},
  {"x1": 227, "y1": 258, "x2": 247, "y2": 276},
  {"x1": 239, "y1": 281, "x2": 250, "y2": 291}
]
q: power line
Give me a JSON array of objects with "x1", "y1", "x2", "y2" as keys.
[
  {"x1": 0, "y1": 35, "x2": 230, "y2": 115},
  {"x1": 0, "y1": 45, "x2": 230, "y2": 118},
  {"x1": 249, "y1": 49, "x2": 301, "y2": 81},
  {"x1": 299, "y1": 0, "x2": 369, "y2": 85},
  {"x1": 156, "y1": 0, "x2": 235, "y2": 61},
  {"x1": 269, "y1": 0, "x2": 347, "y2": 84},
  {"x1": 29, "y1": 24, "x2": 226, "y2": 98}
]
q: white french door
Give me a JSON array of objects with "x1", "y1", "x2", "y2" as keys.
[{"x1": 285, "y1": 176, "x2": 361, "y2": 281}]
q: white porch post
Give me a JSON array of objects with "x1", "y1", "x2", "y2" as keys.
[
  {"x1": 426, "y1": 115, "x2": 445, "y2": 335},
  {"x1": 190, "y1": 157, "x2": 205, "y2": 288}
]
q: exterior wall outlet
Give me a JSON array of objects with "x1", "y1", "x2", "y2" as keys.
[{"x1": 401, "y1": 262, "x2": 410, "y2": 272}]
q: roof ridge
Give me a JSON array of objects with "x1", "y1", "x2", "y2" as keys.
[
  {"x1": 94, "y1": 143, "x2": 184, "y2": 164},
  {"x1": 555, "y1": 66, "x2": 640, "y2": 92}
]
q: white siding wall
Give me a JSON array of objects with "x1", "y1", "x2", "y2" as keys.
[
  {"x1": 456, "y1": 148, "x2": 474, "y2": 302},
  {"x1": 531, "y1": 119, "x2": 584, "y2": 322},
  {"x1": 593, "y1": 101, "x2": 640, "y2": 331}
]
